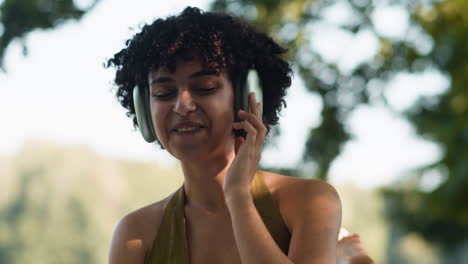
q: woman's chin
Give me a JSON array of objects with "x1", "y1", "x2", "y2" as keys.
[
  {"x1": 169, "y1": 143, "x2": 231, "y2": 163},
  {"x1": 167, "y1": 143, "x2": 212, "y2": 161}
]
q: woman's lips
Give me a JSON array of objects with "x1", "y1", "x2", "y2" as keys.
[
  {"x1": 173, "y1": 126, "x2": 205, "y2": 135},
  {"x1": 172, "y1": 121, "x2": 205, "y2": 131}
]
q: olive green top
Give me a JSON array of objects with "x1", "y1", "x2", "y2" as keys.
[{"x1": 144, "y1": 171, "x2": 291, "y2": 263}]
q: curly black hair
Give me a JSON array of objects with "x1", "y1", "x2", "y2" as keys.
[{"x1": 106, "y1": 6, "x2": 292, "y2": 149}]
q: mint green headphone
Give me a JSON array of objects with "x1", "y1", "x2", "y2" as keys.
[
  {"x1": 133, "y1": 84, "x2": 157, "y2": 143},
  {"x1": 133, "y1": 70, "x2": 262, "y2": 143}
]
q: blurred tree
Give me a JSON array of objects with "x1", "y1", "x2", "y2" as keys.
[
  {"x1": 0, "y1": 140, "x2": 184, "y2": 263},
  {"x1": 211, "y1": 0, "x2": 468, "y2": 261},
  {"x1": 212, "y1": 0, "x2": 379, "y2": 180},
  {"x1": 0, "y1": 0, "x2": 100, "y2": 70},
  {"x1": 378, "y1": 0, "x2": 468, "y2": 259},
  {"x1": 0, "y1": 143, "x2": 104, "y2": 263}
]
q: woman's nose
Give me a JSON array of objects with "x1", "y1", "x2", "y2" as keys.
[{"x1": 173, "y1": 90, "x2": 197, "y2": 116}]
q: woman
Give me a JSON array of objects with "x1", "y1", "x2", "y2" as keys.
[{"x1": 107, "y1": 6, "x2": 370, "y2": 264}]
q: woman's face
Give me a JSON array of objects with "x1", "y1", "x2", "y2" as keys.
[{"x1": 148, "y1": 56, "x2": 235, "y2": 161}]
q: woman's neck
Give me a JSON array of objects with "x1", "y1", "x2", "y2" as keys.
[{"x1": 180, "y1": 149, "x2": 236, "y2": 213}]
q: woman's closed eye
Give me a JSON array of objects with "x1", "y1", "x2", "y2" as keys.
[
  {"x1": 196, "y1": 86, "x2": 217, "y2": 94},
  {"x1": 152, "y1": 91, "x2": 175, "y2": 100},
  {"x1": 151, "y1": 86, "x2": 218, "y2": 100}
]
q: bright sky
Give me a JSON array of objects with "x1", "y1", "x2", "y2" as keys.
[{"x1": 0, "y1": 0, "x2": 448, "y2": 188}]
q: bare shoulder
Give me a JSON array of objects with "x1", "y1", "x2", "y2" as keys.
[
  {"x1": 108, "y1": 191, "x2": 177, "y2": 264},
  {"x1": 261, "y1": 170, "x2": 342, "y2": 262},
  {"x1": 260, "y1": 170, "x2": 341, "y2": 231},
  {"x1": 260, "y1": 170, "x2": 340, "y2": 203}
]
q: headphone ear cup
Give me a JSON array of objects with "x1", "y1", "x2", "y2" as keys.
[
  {"x1": 133, "y1": 85, "x2": 157, "y2": 143},
  {"x1": 233, "y1": 69, "x2": 263, "y2": 138},
  {"x1": 233, "y1": 70, "x2": 247, "y2": 138}
]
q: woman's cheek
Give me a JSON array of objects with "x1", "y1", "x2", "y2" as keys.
[{"x1": 152, "y1": 108, "x2": 168, "y2": 142}]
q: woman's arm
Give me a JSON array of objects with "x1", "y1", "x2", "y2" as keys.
[
  {"x1": 284, "y1": 180, "x2": 342, "y2": 263},
  {"x1": 108, "y1": 197, "x2": 167, "y2": 264},
  {"x1": 225, "y1": 94, "x2": 342, "y2": 264},
  {"x1": 109, "y1": 213, "x2": 147, "y2": 264},
  {"x1": 226, "y1": 179, "x2": 342, "y2": 264}
]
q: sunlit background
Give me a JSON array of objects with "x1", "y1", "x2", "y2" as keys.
[{"x1": 1, "y1": 0, "x2": 467, "y2": 263}]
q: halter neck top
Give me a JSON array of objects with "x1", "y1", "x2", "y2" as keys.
[{"x1": 144, "y1": 171, "x2": 291, "y2": 263}]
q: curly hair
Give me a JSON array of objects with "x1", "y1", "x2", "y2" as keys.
[{"x1": 106, "y1": 6, "x2": 292, "y2": 149}]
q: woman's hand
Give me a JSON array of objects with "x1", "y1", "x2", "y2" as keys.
[{"x1": 223, "y1": 92, "x2": 266, "y2": 196}]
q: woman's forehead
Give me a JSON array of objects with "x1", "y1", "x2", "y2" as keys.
[
  {"x1": 156, "y1": 57, "x2": 202, "y2": 73},
  {"x1": 148, "y1": 56, "x2": 226, "y2": 80}
]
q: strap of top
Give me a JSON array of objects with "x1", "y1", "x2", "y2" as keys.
[
  {"x1": 250, "y1": 171, "x2": 291, "y2": 253},
  {"x1": 144, "y1": 183, "x2": 189, "y2": 263},
  {"x1": 144, "y1": 171, "x2": 291, "y2": 264}
]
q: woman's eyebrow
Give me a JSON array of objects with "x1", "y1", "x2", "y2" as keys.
[
  {"x1": 150, "y1": 70, "x2": 217, "y2": 85},
  {"x1": 150, "y1": 70, "x2": 219, "y2": 85},
  {"x1": 189, "y1": 70, "x2": 218, "y2": 79},
  {"x1": 150, "y1": 76, "x2": 174, "y2": 85}
]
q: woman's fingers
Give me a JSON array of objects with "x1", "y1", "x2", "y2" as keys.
[
  {"x1": 234, "y1": 136, "x2": 244, "y2": 154},
  {"x1": 250, "y1": 92, "x2": 265, "y2": 141},
  {"x1": 237, "y1": 110, "x2": 266, "y2": 144},
  {"x1": 249, "y1": 92, "x2": 260, "y2": 116},
  {"x1": 233, "y1": 117, "x2": 257, "y2": 145},
  {"x1": 244, "y1": 120, "x2": 257, "y2": 146},
  {"x1": 232, "y1": 92, "x2": 266, "y2": 148},
  {"x1": 248, "y1": 93, "x2": 264, "y2": 122}
]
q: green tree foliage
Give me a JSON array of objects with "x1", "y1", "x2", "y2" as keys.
[
  {"x1": 211, "y1": 0, "x2": 379, "y2": 180},
  {"x1": 0, "y1": 140, "x2": 184, "y2": 263},
  {"x1": 381, "y1": 0, "x2": 468, "y2": 255},
  {"x1": 0, "y1": 0, "x2": 100, "y2": 70},
  {"x1": 211, "y1": 0, "x2": 468, "y2": 259}
]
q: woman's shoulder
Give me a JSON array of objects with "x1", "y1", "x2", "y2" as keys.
[
  {"x1": 260, "y1": 170, "x2": 341, "y2": 230},
  {"x1": 261, "y1": 170, "x2": 339, "y2": 199},
  {"x1": 108, "y1": 190, "x2": 178, "y2": 263}
]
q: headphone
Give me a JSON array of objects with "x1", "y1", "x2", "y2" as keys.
[{"x1": 133, "y1": 69, "x2": 263, "y2": 143}]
